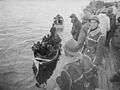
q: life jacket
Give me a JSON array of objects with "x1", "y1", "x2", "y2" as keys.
[{"x1": 82, "y1": 28, "x2": 104, "y2": 61}]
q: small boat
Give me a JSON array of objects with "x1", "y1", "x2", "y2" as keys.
[
  {"x1": 53, "y1": 14, "x2": 64, "y2": 33},
  {"x1": 31, "y1": 32, "x2": 62, "y2": 88}
]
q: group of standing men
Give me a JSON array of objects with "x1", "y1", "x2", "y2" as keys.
[{"x1": 53, "y1": 2, "x2": 120, "y2": 90}]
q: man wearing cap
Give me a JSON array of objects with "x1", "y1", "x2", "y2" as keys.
[
  {"x1": 70, "y1": 13, "x2": 82, "y2": 41},
  {"x1": 50, "y1": 24, "x2": 57, "y2": 40}
]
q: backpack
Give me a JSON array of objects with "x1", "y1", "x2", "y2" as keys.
[{"x1": 56, "y1": 55, "x2": 98, "y2": 90}]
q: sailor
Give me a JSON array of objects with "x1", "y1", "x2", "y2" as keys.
[
  {"x1": 50, "y1": 24, "x2": 56, "y2": 40},
  {"x1": 70, "y1": 13, "x2": 82, "y2": 41},
  {"x1": 50, "y1": 24, "x2": 56, "y2": 33},
  {"x1": 63, "y1": 13, "x2": 90, "y2": 57}
]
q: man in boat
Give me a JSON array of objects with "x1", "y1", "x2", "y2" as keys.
[
  {"x1": 50, "y1": 24, "x2": 56, "y2": 34},
  {"x1": 53, "y1": 15, "x2": 105, "y2": 90},
  {"x1": 49, "y1": 24, "x2": 62, "y2": 52},
  {"x1": 63, "y1": 14, "x2": 82, "y2": 57},
  {"x1": 70, "y1": 13, "x2": 82, "y2": 41}
]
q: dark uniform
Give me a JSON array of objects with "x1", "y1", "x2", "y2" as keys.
[{"x1": 70, "y1": 14, "x2": 82, "y2": 41}]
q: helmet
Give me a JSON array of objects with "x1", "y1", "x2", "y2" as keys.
[
  {"x1": 89, "y1": 15, "x2": 100, "y2": 23},
  {"x1": 63, "y1": 39, "x2": 80, "y2": 57}
]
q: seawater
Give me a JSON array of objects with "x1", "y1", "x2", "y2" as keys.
[{"x1": 0, "y1": 0, "x2": 88, "y2": 90}]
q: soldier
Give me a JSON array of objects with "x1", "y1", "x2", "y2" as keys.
[{"x1": 70, "y1": 13, "x2": 82, "y2": 41}]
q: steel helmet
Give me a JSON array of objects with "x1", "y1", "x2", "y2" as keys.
[{"x1": 89, "y1": 15, "x2": 100, "y2": 23}]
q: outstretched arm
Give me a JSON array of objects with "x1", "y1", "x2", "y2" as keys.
[{"x1": 78, "y1": 25, "x2": 88, "y2": 50}]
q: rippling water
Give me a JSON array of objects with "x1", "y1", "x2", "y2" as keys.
[{"x1": 0, "y1": 0, "x2": 88, "y2": 90}]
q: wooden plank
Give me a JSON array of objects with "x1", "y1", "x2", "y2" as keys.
[
  {"x1": 109, "y1": 47, "x2": 120, "y2": 90},
  {"x1": 97, "y1": 47, "x2": 119, "y2": 90},
  {"x1": 98, "y1": 47, "x2": 120, "y2": 90},
  {"x1": 104, "y1": 51, "x2": 112, "y2": 90}
]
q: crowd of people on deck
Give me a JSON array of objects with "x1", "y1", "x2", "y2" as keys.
[{"x1": 53, "y1": 1, "x2": 120, "y2": 90}]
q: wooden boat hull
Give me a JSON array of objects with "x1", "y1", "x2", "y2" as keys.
[{"x1": 32, "y1": 49, "x2": 61, "y2": 86}]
